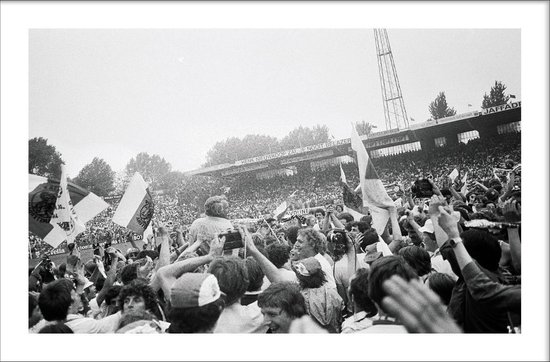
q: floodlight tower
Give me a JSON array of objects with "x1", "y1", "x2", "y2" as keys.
[{"x1": 374, "y1": 29, "x2": 410, "y2": 130}]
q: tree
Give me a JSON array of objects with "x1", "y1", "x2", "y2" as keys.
[
  {"x1": 429, "y1": 92, "x2": 457, "y2": 120},
  {"x1": 29, "y1": 137, "x2": 64, "y2": 178},
  {"x1": 482, "y1": 81, "x2": 510, "y2": 109},
  {"x1": 125, "y1": 152, "x2": 171, "y2": 189},
  {"x1": 355, "y1": 121, "x2": 375, "y2": 136},
  {"x1": 279, "y1": 124, "x2": 330, "y2": 150},
  {"x1": 73, "y1": 157, "x2": 115, "y2": 197},
  {"x1": 158, "y1": 171, "x2": 186, "y2": 194},
  {"x1": 204, "y1": 134, "x2": 280, "y2": 166}
]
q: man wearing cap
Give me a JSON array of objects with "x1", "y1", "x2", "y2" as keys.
[{"x1": 167, "y1": 273, "x2": 225, "y2": 333}]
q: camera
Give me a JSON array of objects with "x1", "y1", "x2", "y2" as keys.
[
  {"x1": 411, "y1": 178, "x2": 434, "y2": 198},
  {"x1": 327, "y1": 229, "x2": 349, "y2": 257},
  {"x1": 219, "y1": 229, "x2": 244, "y2": 250}
]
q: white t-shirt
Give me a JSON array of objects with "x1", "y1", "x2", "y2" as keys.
[
  {"x1": 334, "y1": 254, "x2": 369, "y2": 292},
  {"x1": 65, "y1": 311, "x2": 121, "y2": 333},
  {"x1": 213, "y1": 302, "x2": 268, "y2": 333}
]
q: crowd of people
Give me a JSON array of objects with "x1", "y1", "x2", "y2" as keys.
[{"x1": 28, "y1": 131, "x2": 521, "y2": 334}]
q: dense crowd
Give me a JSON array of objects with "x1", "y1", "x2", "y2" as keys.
[{"x1": 28, "y1": 131, "x2": 521, "y2": 334}]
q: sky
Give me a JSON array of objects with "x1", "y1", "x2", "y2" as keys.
[{"x1": 29, "y1": 28, "x2": 520, "y2": 178}]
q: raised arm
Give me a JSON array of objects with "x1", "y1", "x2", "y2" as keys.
[
  {"x1": 155, "y1": 226, "x2": 171, "y2": 270},
  {"x1": 502, "y1": 199, "x2": 521, "y2": 274},
  {"x1": 240, "y1": 226, "x2": 287, "y2": 283}
]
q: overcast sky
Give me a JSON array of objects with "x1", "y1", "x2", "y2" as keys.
[{"x1": 29, "y1": 28, "x2": 520, "y2": 177}]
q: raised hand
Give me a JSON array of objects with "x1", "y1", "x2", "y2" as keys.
[
  {"x1": 382, "y1": 275, "x2": 462, "y2": 333},
  {"x1": 208, "y1": 234, "x2": 226, "y2": 257},
  {"x1": 502, "y1": 199, "x2": 521, "y2": 223}
]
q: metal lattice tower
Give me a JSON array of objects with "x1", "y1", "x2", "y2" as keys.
[{"x1": 374, "y1": 29, "x2": 409, "y2": 130}]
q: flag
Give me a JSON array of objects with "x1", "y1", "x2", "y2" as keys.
[
  {"x1": 460, "y1": 172, "x2": 468, "y2": 195},
  {"x1": 509, "y1": 94, "x2": 516, "y2": 99},
  {"x1": 448, "y1": 168, "x2": 459, "y2": 182},
  {"x1": 350, "y1": 124, "x2": 394, "y2": 234},
  {"x1": 112, "y1": 172, "x2": 154, "y2": 234},
  {"x1": 273, "y1": 201, "x2": 289, "y2": 220},
  {"x1": 29, "y1": 172, "x2": 109, "y2": 248},
  {"x1": 339, "y1": 163, "x2": 347, "y2": 184}
]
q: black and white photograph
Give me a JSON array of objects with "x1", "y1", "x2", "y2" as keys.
[{"x1": 1, "y1": 1, "x2": 548, "y2": 361}]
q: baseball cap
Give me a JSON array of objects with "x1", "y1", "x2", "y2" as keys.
[
  {"x1": 170, "y1": 273, "x2": 221, "y2": 308},
  {"x1": 293, "y1": 257, "x2": 321, "y2": 277}
]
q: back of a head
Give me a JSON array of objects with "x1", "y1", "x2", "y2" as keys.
[
  {"x1": 338, "y1": 212, "x2": 354, "y2": 224},
  {"x1": 245, "y1": 257, "x2": 265, "y2": 292},
  {"x1": 427, "y1": 273, "x2": 455, "y2": 306},
  {"x1": 207, "y1": 256, "x2": 249, "y2": 305},
  {"x1": 265, "y1": 243, "x2": 291, "y2": 269},
  {"x1": 349, "y1": 268, "x2": 378, "y2": 317},
  {"x1": 204, "y1": 196, "x2": 229, "y2": 218},
  {"x1": 117, "y1": 310, "x2": 155, "y2": 330},
  {"x1": 360, "y1": 215, "x2": 373, "y2": 228},
  {"x1": 38, "y1": 322, "x2": 74, "y2": 333},
  {"x1": 398, "y1": 246, "x2": 432, "y2": 277},
  {"x1": 258, "y1": 282, "x2": 306, "y2": 319},
  {"x1": 286, "y1": 226, "x2": 300, "y2": 245},
  {"x1": 297, "y1": 228, "x2": 327, "y2": 255},
  {"x1": 460, "y1": 229, "x2": 501, "y2": 271},
  {"x1": 368, "y1": 256, "x2": 418, "y2": 313},
  {"x1": 38, "y1": 279, "x2": 74, "y2": 322},
  {"x1": 359, "y1": 228, "x2": 379, "y2": 252},
  {"x1": 120, "y1": 263, "x2": 139, "y2": 285}
]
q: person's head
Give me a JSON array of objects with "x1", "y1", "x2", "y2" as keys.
[
  {"x1": 335, "y1": 204, "x2": 344, "y2": 213},
  {"x1": 29, "y1": 293, "x2": 42, "y2": 328},
  {"x1": 285, "y1": 226, "x2": 300, "y2": 246},
  {"x1": 461, "y1": 229, "x2": 501, "y2": 272},
  {"x1": 368, "y1": 256, "x2": 418, "y2": 315},
  {"x1": 118, "y1": 279, "x2": 158, "y2": 315},
  {"x1": 258, "y1": 282, "x2": 307, "y2": 333},
  {"x1": 304, "y1": 215, "x2": 317, "y2": 227},
  {"x1": 120, "y1": 263, "x2": 139, "y2": 285},
  {"x1": 398, "y1": 246, "x2": 432, "y2": 277},
  {"x1": 207, "y1": 256, "x2": 249, "y2": 305},
  {"x1": 427, "y1": 273, "x2": 455, "y2": 306},
  {"x1": 291, "y1": 228, "x2": 327, "y2": 261},
  {"x1": 117, "y1": 309, "x2": 156, "y2": 332},
  {"x1": 167, "y1": 273, "x2": 224, "y2": 333},
  {"x1": 348, "y1": 268, "x2": 378, "y2": 317},
  {"x1": 126, "y1": 247, "x2": 140, "y2": 260},
  {"x1": 266, "y1": 243, "x2": 291, "y2": 269},
  {"x1": 292, "y1": 257, "x2": 327, "y2": 289},
  {"x1": 314, "y1": 208, "x2": 326, "y2": 220},
  {"x1": 38, "y1": 278, "x2": 74, "y2": 322},
  {"x1": 359, "y1": 228, "x2": 379, "y2": 253},
  {"x1": 104, "y1": 285, "x2": 122, "y2": 315},
  {"x1": 337, "y1": 212, "x2": 354, "y2": 226},
  {"x1": 245, "y1": 257, "x2": 265, "y2": 292},
  {"x1": 204, "y1": 196, "x2": 229, "y2": 218},
  {"x1": 360, "y1": 214, "x2": 373, "y2": 229},
  {"x1": 38, "y1": 322, "x2": 74, "y2": 333}
]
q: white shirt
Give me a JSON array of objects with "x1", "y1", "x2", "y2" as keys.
[
  {"x1": 334, "y1": 254, "x2": 369, "y2": 292},
  {"x1": 315, "y1": 253, "x2": 336, "y2": 288},
  {"x1": 213, "y1": 301, "x2": 268, "y2": 334},
  {"x1": 65, "y1": 311, "x2": 121, "y2": 333}
]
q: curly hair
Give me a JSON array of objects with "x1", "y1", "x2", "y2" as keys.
[
  {"x1": 204, "y1": 196, "x2": 229, "y2": 218},
  {"x1": 118, "y1": 279, "x2": 158, "y2": 314},
  {"x1": 207, "y1": 256, "x2": 249, "y2": 305},
  {"x1": 120, "y1": 263, "x2": 139, "y2": 285},
  {"x1": 297, "y1": 228, "x2": 327, "y2": 255},
  {"x1": 265, "y1": 243, "x2": 291, "y2": 268}
]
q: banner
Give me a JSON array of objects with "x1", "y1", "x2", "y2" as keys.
[{"x1": 112, "y1": 172, "x2": 154, "y2": 234}]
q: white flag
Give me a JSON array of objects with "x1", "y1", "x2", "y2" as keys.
[
  {"x1": 48, "y1": 164, "x2": 86, "y2": 247},
  {"x1": 460, "y1": 172, "x2": 468, "y2": 195},
  {"x1": 350, "y1": 124, "x2": 394, "y2": 234},
  {"x1": 339, "y1": 163, "x2": 347, "y2": 184},
  {"x1": 448, "y1": 168, "x2": 459, "y2": 182},
  {"x1": 112, "y1": 173, "x2": 154, "y2": 234}
]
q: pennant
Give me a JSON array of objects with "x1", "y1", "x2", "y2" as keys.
[
  {"x1": 448, "y1": 168, "x2": 459, "y2": 182},
  {"x1": 112, "y1": 172, "x2": 154, "y2": 234},
  {"x1": 350, "y1": 124, "x2": 393, "y2": 234},
  {"x1": 29, "y1": 173, "x2": 109, "y2": 249}
]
